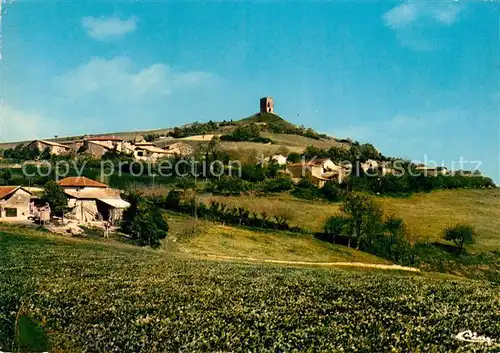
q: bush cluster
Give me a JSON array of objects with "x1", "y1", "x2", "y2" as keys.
[
  {"x1": 157, "y1": 191, "x2": 301, "y2": 232},
  {"x1": 167, "y1": 121, "x2": 218, "y2": 138},
  {"x1": 220, "y1": 125, "x2": 272, "y2": 143}
]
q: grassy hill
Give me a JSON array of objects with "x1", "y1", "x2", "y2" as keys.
[
  {"x1": 1, "y1": 225, "x2": 498, "y2": 352},
  {"x1": 165, "y1": 211, "x2": 388, "y2": 264},
  {"x1": 200, "y1": 189, "x2": 500, "y2": 252},
  {"x1": 237, "y1": 112, "x2": 292, "y2": 126}
]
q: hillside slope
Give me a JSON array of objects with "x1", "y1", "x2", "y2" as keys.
[
  {"x1": 200, "y1": 189, "x2": 500, "y2": 252},
  {"x1": 165, "y1": 211, "x2": 388, "y2": 264}
]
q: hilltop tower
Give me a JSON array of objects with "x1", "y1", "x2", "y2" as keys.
[{"x1": 260, "y1": 97, "x2": 274, "y2": 114}]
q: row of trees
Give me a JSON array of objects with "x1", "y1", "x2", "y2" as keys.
[
  {"x1": 220, "y1": 125, "x2": 272, "y2": 144},
  {"x1": 349, "y1": 172, "x2": 495, "y2": 194},
  {"x1": 2, "y1": 145, "x2": 53, "y2": 161},
  {"x1": 266, "y1": 122, "x2": 324, "y2": 140},
  {"x1": 167, "y1": 121, "x2": 219, "y2": 139},
  {"x1": 153, "y1": 190, "x2": 300, "y2": 232},
  {"x1": 303, "y1": 143, "x2": 382, "y2": 163}
]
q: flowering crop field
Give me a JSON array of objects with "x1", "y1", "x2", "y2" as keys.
[{"x1": 1, "y1": 227, "x2": 499, "y2": 352}]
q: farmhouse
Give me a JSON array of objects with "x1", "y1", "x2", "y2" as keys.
[
  {"x1": 133, "y1": 144, "x2": 177, "y2": 161},
  {"x1": 287, "y1": 158, "x2": 343, "y2": 187},
  {"x1": 361, "y1": 159, "x2": 380, "y2": 172},
  {"x1": 0, "y1": 186, "x2": 32, "y2": 221},
  {"x1": 27, "y1": 140, "x2": 70, "y2": 156},
  {"x1": 70, "y1": 136, "x2": 125, "y2": 158},
  {"x1": 415, "y1": 166, "x2": 448, "y2": 177},
  {"x1": 162, "y1": 142, "x2": 194, "y2": 156},
  {"x1": 57, "y1": 177, "x2": 130, "y2": 225}
]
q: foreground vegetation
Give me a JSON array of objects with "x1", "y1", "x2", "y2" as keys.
[{"x1": 1, "y1": 227, "x2": 499, "y2": 352}]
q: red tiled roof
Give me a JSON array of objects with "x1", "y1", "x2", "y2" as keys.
[
  {"x1": 0, "y1": 186, "x2": 19, "y2": 199},
  {"x1": 57, "y1": 177, "x2": 108, "y2": 188},
  {"x1": 0, "y1": 186, "x2": 31, "y2": 199}
]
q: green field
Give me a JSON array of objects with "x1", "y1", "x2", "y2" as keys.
[{"x1": 1, "y1": 226, "x2": 499, "y2": 352}]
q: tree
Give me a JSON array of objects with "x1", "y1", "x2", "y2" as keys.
[
  {"x1": 0, "y1": 169, "x2": 13, "y2": 185},
  {"x1": 165, "y1": 190, "x2": 181, "y2": 210},
  {"x1": 324, "y1": 215, "x2": 350, "y2": 243},
  {"x1": 40, "y1": 147, "x2": 52, "y2": 160},
  {"x1": 340, "y1": 193, "x2": 384, "y2": 249},
  {"x1": 443, "y1": 223, "x2": 474, "y2": 251},
  {"x1": 287, "y1": 152, "x2": 301, "y2": 163},
  {"x1": 41, "y1": 181, "x2": 68, "y2": 219},
  {"x1": 121, "y1": 193, "x2": 169, "y2": 248}
]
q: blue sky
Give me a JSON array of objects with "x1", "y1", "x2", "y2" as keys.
[{"x1": 1, "y1": 1, "x2": 499, "y2": 181}]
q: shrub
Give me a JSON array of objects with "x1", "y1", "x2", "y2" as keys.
[
  {"x1": 443, "y1": 223, "x2": 475, "y2": 251},
  {"x1": 292, "y1": 178, "x2": 322, "y2": 200},
  {"x1": 287, "y1": 152, "x2": 301, "y2": 163},
  {"x1": 209, "y1": 176, "x2": 250, "y2": 195},
  {"x1": 260, "y1": 175, "x2": 294, "y2": 193},
  {"x1": 241, "y1": 165, "x2": 267, "y2": 182},
  {"x1": 322, "y1": 181, "x2": 342, "y2": 201},
  {"x1": 165, "y1": 190, "x2": 181, "y2": 210}
]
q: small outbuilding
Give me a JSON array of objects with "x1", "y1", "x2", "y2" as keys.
[
  {"x1": 0, "y1": 186, "x2": 32, "y2": 221},
  {"x1": 57, "y1": 177, "x2": 130, "y2": 225}
]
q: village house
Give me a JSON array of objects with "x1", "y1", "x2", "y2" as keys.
[
  {"x1": 271, "y1": 154, "x2": 288, "y2": 166},
  {"x1": 0, "y1": 186, "x2": 32, "y2": 221},
  {"x1": 415, "y1": 166, "x2": 448, "y2": 177},
  {"x1": 69, "y1": 136, "x2": 125, "y2": 158},
  {"x1": 57, "y1": 177, "x2": 130, "y2": 225},
  {"x1": 162, "y1": 142, "x2": 194, "y2": 156},
  {"x1": 286, "y1": 158, "x2": 344, "y2": 187},
  {"x1": 27, "y1": 140, "x2": 70, "y2": 156},
  {"x1": 361, "y1": 159, "x2": 380, "y2": 172},
  {"x1": 133, "y1": 143, "x2": 179, "y2": 161}
]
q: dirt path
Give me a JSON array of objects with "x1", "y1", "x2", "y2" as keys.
[{"x1": 202, "y1": 254, "x2": 421, "y2": 272}]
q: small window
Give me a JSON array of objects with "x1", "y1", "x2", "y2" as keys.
[
  {"x1": 137, "y1": 151, "x2": 144, "y2": 157},
  {"x1": 5, "y1": 208, "x2": 17, "y2": 217}
]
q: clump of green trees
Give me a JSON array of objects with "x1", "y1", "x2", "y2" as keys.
[
  {"x1": 121, "y1": 192, "x2": 169, "y2": 248},
  {"x1": 323, "y1": 193, "x2": 414, "y2": 264},
  {"x1": 220, "y1": 124, "x2": 272, "y2": 143},
  {"x1": 167, "y1": 121, "x2": 219, "y2": 138},
  {"x1": 2, "y1": 144, "x2": 53, "y2": 161}
]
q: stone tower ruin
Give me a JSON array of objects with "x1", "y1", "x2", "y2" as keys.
[{"x1": 260, "y1": 97, "x2": 274, "y2": 114}]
